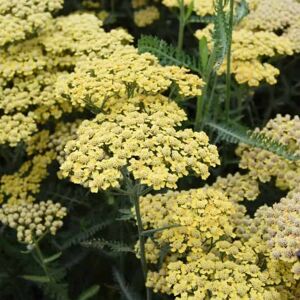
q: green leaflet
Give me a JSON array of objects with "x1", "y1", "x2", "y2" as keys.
[{"x1": 207, "y1": 121, "x2": 300, "y2": 161}]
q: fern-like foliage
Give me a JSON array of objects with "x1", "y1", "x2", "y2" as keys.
[
  {"x1": 210, "y1": 0, "x2": 230, "y2": 71},
  {"x1": 61, "y1": 220, "x2": 112, "y2": 250},
  {"x1": 234, "y1": 0, "x2": 249, "y2": 25},
  {"x1": 81, "y1": 238, "x2": 133, "y2": 254},
  {"x1": 207, "y1": 121, "x2": 300, "y2": 161},
  {"x1": 138, "y1": 35, "x2": 200, "y2": 73},
  {"x1": 112, "y1": 268, "x2": 142, "y2": 300}
]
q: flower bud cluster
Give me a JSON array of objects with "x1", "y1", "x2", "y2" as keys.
[
  {"x1": 255, "y1": 191, "x2": 300, "y2": 279},
  {"x1": 243, "y1": 0, "x2": 300, "y2": 52},
  {"x1": 0, "y1": 200, "x2": 67, "y2": 244},
  {"x1": 211, "y1": 172, "x2": 260, "y2": 202}
]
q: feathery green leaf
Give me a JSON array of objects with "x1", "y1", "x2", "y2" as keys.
[
  {"x1": 138, "y1": 35, "x2": 199, "y2": 73},
  {"x1": 62, "y1": 220, "x2": 112, "y2": 249},
  {"x1": 113, "y1": 268, "x2": 143, "y2": 300},
  {"x1": 81, "y1": 238, "x2": 133, "y2": 253},
  {"x1": 207, "y1": 121, "x2": 300, "y2": 161}
]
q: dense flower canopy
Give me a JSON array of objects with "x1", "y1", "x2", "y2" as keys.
[
  {"x1": 61, "y1": 95, "x2": 219, "y2": 191},
  {"x1": 0, "y1": 1, "x2": 299, "y2": 299},
  {"x1": 140, "y1": 188, "x2": 299, "y2": 299}
]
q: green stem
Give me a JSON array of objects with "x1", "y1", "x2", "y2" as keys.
[
  {"x1": 194, "y1": 94, "x2": 204, "y2": 131},
  {"x1": 34, "y1": 241, "x2": 54, "y2": 283},
  {"x1": 177, "y1": 1, "x2": 185, "y2": 51},
  {"x1": 111, "y1": 0, "x2": 115, "y2": 14},
  {"x1": 225, "y1": 0, "x2": 234, "y2": 120},
  {"x1": 130, "y1": 187, "x2": 152, "y2": 300}
]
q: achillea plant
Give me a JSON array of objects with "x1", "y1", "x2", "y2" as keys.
[{"x1": 0, "y1": 1, "x2": 300, "y2": 299}]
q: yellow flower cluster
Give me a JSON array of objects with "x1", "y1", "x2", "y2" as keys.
[
  {"x1": 58, "y1": 45, "x2": 203, "y2": 109},
  {"x1": 141, "y1": 188, "x2": 236, "y2": 253},
  {"x1": 39, "y1": 14, "x2": 133, "y2": 58},
  {"x1": 237, "y1": 114, "x2": 300, "y2": 190},
  {"x1": 243, "y1": 0, "x2": 300, "y2": 52},
  {"x1": 132, "y1": 0, "x2": 148, "y2": 9},
  {"x1": 140, "y1": 187, "x2": 297, "y2": 299},
  {"x1": 0, "y1": 119, "x2": 83, "y2": 206},
  {"x1": 0, "y1": 71, "x2": 73, "y2": 124},
  {"x1": 210, "y1": 172, "x2": 260, "y2": 202},
  {"x1": 0, "y1": 200, "x2": 67, "y2": 244},
  {"x1": 162, "y1": 0, "x2": 249, "y2": 17},
  {"x1": 0, "y1": 152, "x2": 56, "y2": 205},
  {"x1": 26, "y1": 121, "x2": 81, "y2": 160},
  {"x1": 0, "y1": 113, "x2": 37, "y2": 146},
  {"x1": 255, "y1": 191, "x2": 300, "y2": 279},
  {"x1": 61, "y1": 94, "x2": 219, "y2": 192},
  {"x1": 0, "y1": 0, "x2": 63, "y2": 46},
  {"x1": 134, "y1": 6, "x2": 160, "y2": 27},
  {"x1": 0, "y1": 13, "x2": 133, "y2": 147},
  {"x1": 162, "y1": 0, "x2": 215, "y2": 17},
  {"x1": 195, "y1": 26, "x2": 293, "y2": 86}
]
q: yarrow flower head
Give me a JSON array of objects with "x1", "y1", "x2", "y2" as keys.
[
  {"x1": 58, "y1": 45, "x2": 204, "y2": 110},
  {"x1": 162, "y1": 0, "x2": 218, "y2": 17},
  {"x1": 0, "y1": 200, "x2": 67, "y2": 244},
  {"x1": 60, "y1": 94, "x2": 219, "y2": 192},
  {"x1": 133, "y1": 6, "x2": 160, "y2": 27},
  {"x1": 236, "y1": 114, "x2": 300, "y2": 190},
  {"x1": 210, "y1": 172, "x2": 260, "y2": 202},
  {"x1": 139, "y1": 187, "x2": 297, "y2": 299},
  {"x1": 255, "y1": 191, "x2": 300, "y2": 279},
  {"x1": 242, "y1": 0, "x2": 300, "y2": 53},
  {"x1": 0, "y1": 152, "x2": 56, "y2": 205},
  {"x1": 0, "y1": 0, "x2": 63, "y2": 46},
  {"x1": 195, "y1": 26, "x2": 293, "y2": 86},
  {"x1": 0, "y1": 113, "x2": 37, "y2": 147}
]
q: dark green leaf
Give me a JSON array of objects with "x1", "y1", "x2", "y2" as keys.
[{"x1": 78, "y1": 285, "x2": 100, "y2": 300}]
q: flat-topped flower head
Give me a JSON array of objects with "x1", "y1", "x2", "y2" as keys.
[
  {"x1": 61, "y1": 94, "x2": 219, "y2": 192},
  {"x1": 237, "y1": 114, "x2": 300, "y2": 190},
  {"x1": 0, "y1": 200, "x2": 67, "y2": 244},
  {"x1": 0, "y1": 0, "x2": 63, "y2": 46},
  {"x1": 210, "y1": 172, "x2": 260, "y2": 202},
  {"x1": 0, "y1": 151, "x2": 56, "y2": 205},
  {"x1": 140, "y1": 187, "x2": 297, "y2": 299},
  {"x1": 195, "y1": 26, "x2": 293, "y2": 86},
  {"x1": 255, "y1": 191, "x2": 300, "y2": 279},
  {"x1": 59, "y1": 45, "x2": 204, "y2": 109},
  {"x1": 134, "y1": 6, "x2": 160, "y2": 27},
  {"x1": 0, "y1": 113, "x2": 37, "y2": 147},
  {"x1": 39, "y1": 13, "x2": 133, "y2": 57}
]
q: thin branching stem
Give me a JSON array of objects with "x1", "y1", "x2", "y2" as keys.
[
  {"x1": 177, "y1": 0, "x2": 185, "y2": 51},
  {"x1": 130, "y1": 188, "x2": 152, "y2": 300},
  {"x1": 225, "y1": 0, "x2": 234, "y2": 120},
  {"x1": 33, "y1": 240, "x2": 54, "y2": 284}
]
